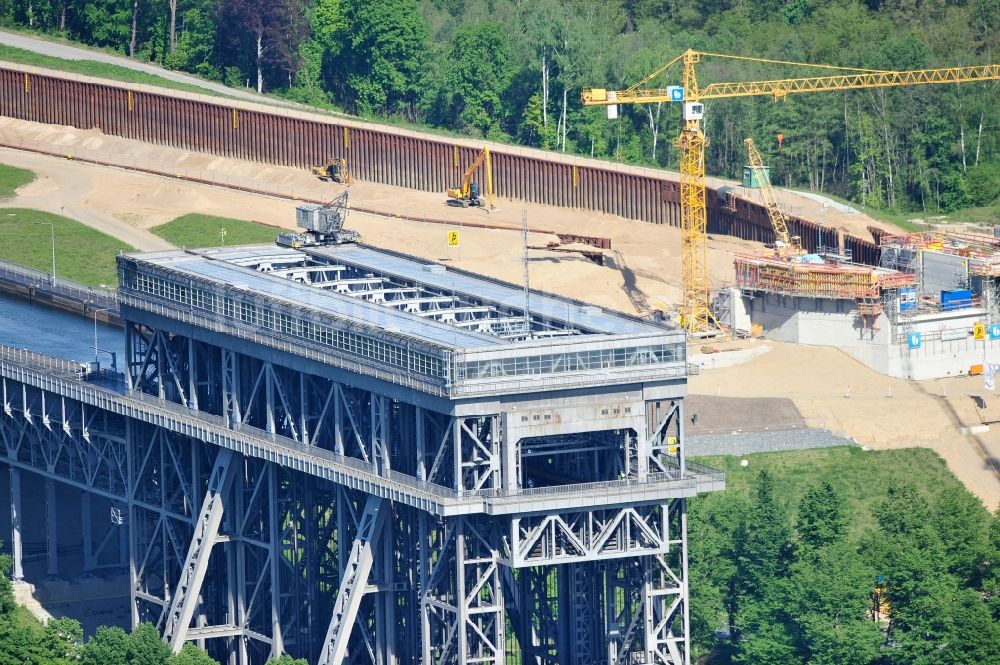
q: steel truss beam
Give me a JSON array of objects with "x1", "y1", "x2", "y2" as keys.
[
  {"x1": 2, "y1": 317, "x2": 703, "y2": 665},
  {"x1": 510, "y1": 502, "x2": 678, "y2": 566},
  {"x1": 246, "y1": 255, "x2": 580, "y2": 339}
]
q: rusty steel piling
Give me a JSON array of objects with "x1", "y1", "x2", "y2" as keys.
[{"x1": 0, "y1": 63, "x2": 879, "y2": 266}]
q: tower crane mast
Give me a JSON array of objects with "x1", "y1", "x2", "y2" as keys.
[{"x1": 583, "y1": 50, "x2": 1000, "y2": 333}]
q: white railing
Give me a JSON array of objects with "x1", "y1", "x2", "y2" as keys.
[
  {"x1": 0, "y1": 346, "x2": 84, "y2": 376},
  {"x1": 0, "y1": 259, "x2": 118, "y2": 309}
]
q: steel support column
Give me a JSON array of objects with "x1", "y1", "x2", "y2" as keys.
[
  {"x1": 319, "y1": 494, "x2": 387, "y2": 665},
  {"x1": 8, "y1": 467, "x2": 23, "y2": 583},
  {"x1": 81, "y1": 490, "x2": 94, "y2": 572},
  {"x1": 267, "y1": 465, "x2": 283, "y2": 659},
  {"x1": 45, "y1": 478, "x2": 58, "y2": 577},
  {"x1": 164, "y1": 447, "x2": 238, "y2": 651}
]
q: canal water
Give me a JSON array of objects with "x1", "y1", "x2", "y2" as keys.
[{"x1": 0, "y1": 291, "x2": 125, "y2": 366}]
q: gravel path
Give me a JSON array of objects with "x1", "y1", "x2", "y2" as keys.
[
  {"x1": 0, "y1": 147, "x2": 175, "y2": 252},
  {"x1": 0, "y1": 29, "x2": 273, "y2": 104}
]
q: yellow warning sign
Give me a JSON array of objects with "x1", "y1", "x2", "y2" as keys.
[
  {"x1": 448, "y1": 231, "x2": 460, "y2": 247},
  {"x1": 974, "y1": 322, "x2": 986, "y2": 340}
]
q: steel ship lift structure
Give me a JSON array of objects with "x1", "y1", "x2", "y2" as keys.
[{"x1": 0, "y1": 242, "x2": 723, "y2": 665}]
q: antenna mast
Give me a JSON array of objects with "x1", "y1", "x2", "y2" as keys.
[{"x1": 522, "y1": 209, "x2": 531, "y2": 337}]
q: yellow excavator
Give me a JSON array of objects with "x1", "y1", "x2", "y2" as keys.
[
  {"x1": 447, "y1": 147, "x2": 494, "y2": 209},
  {"x1": 311, "y1": 157, "x2": 349, "y2": 184},
  {"x1": 744, "y1": 137, "x2": 801, "y2": 257}
]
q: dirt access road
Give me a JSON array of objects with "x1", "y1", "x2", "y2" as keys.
[
  {"x1": 0, "y1": 115, "x2": 896, "y2": 308},
  {"x1": 0, "y1": 29, "x2": 272, "y2": 104},
  {"x1": 0, "y1": 148, "x2": 173, "y2": 251}
]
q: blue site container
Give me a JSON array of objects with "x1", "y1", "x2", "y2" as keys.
[{"x1": 941, "y1": 289, "x2": 973, "y2": 311}]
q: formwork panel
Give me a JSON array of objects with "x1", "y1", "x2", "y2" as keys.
[{"x1": 921, "y1": 250, "x2": 969, "y2": 295}]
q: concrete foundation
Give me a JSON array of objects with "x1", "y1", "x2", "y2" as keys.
[
  {"x1": 745, "y1": 292, "x2": 1000, "y2": 380},
  {"x1": 0, "y1": 467, "x2": 131, "y2": 634}
]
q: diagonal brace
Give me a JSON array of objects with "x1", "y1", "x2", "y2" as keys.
[
  {"x1": 318, "y1": 494, "x2": 388, "y2": 665},
  {"x1": 163, "y1": 448, "x2": 237, "y2": 651}
]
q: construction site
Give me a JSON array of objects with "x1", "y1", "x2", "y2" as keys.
[
  {"x1": 0, "y1": 41, "x2": 999, "y2": 665},
  {"x1": 721, "y1": 228, "x2": 1000, "y2": 380}
]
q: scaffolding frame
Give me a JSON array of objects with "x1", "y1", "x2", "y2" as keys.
[
  {"x1": 880, "y1": 231, "x2": 1000, "y2": 277},
  {"x1": 734, "y1": 254, "x2": 917, "y2": 333},
  {"x1": 734, "y1": 254, "x2": 914, "y2": 299}
]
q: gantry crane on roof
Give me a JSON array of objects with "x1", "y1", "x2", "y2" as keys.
[
  {"x1": 744, "y1": 137, "x2": 800, "y2": 256},
  {"x1": 583, "y1": 49, "x2": 1000, "y2": 333}
]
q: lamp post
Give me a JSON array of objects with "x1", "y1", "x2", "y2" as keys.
[
  {"x1": 92, "y1": 306, "x2": 109, "y2": 365},
  {"x1": 35, "y1": 221, "x2": 55, "y2": 284}
]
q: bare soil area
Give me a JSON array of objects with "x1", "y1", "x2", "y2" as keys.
[
  {"x1": 690, "y1": 340, "x2": 1000, "y2": 509},
  {"x1": 1, "y1": 118, "x2": 995, "y2": 509}
]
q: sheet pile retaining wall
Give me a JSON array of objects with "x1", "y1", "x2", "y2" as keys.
[{"x1": 0, "y1": 65, "x2": 879, "y2": 265}]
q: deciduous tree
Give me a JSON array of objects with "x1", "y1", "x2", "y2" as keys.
[
  {"x1": 342, "y1": 0, "x2": 428, "y2": 118},
  {"x1": 125, "y1": 622, "x2": 172, "y2": 665},
  {"x1": 80, "y1": 625, "x2": 129, "y2": 665},
  {"x1": 449, "y1": 21, "x2": 513, "y2": 137},
  {"x1": 168, "y1": 643, "x2": 220, "y2": 665}
]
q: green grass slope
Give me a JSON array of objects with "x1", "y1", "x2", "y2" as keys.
[
  {"x1": 151, "y1": 214, "x2": 279, "y2": 248},
  {"x1": 0, "y1": 42, "x2": 227, "y2": 98},
  {"x1": 0, "y1": 208, "x2": 133, "y2": 286},
  {"x1": 692, "y1": 446, "x2": 978, "y2": 540},
  {"x1": 0, "y1": 163, "x2": 35, "y2": 198}
]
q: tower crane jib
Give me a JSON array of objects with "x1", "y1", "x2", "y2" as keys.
[{"x1": 582, "y1": 49, "x2": 1000, "y2": 334}]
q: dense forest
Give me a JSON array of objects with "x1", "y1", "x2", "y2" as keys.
[
  {"x1": 690, "y1": 468, "x2": 1000, "y2": 663},
  {"x1": 0, "y1": 0, "x2": 997, "y2": 214}
]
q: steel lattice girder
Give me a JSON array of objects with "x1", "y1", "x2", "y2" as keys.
[
  {"x1": 510, "y1": 502, "x2": 681, "y2": 566},
  {"x1": 1, "y1": 315, "x2": 709, "y2": 665}
]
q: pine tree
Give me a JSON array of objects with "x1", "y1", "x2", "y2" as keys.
[
  {"x1": 795, "y1": 481, "x2": 847, "y2": 551},
  {"x1": 932, "y1": 484, "x2": 991, "y2": 587},
  {"x1": 731, "y1": 470, "x2": 798, "y2": 664}
]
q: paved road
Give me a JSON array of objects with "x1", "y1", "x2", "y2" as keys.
[
  {"x1": 789, "y1": 189, "x2": 861, "y2": 214},
  {"x1": 0, "y1": 29, "x2": 278, "y2": 105}
]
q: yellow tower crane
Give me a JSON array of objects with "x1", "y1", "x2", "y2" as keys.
[
  {"x1": 583, "y1": 50, "x2": 1000, "y2": 333},
  {"x1": 744, "y1": 137, "x2": 799, "y2": 256}
]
